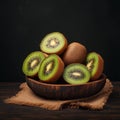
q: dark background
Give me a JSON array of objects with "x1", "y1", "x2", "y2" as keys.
[{"x1": 0, "y1": 0, "x2": 120, "y2": 82}]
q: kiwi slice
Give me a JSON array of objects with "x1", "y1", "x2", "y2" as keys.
[
  {"x1": 40, "y1": 32, "x2": 68, "y2": 55},
  {"x1": 86, "y1": 52, "x2": 104, "y2": 80},
  {"x1": 38, "y1": 54, "x2": 64, "y2": 83},
  {"x1": 22, "y1": 51, "x2": 46, "y2": 77},
  {"x1": 63, "y1": 63, "x2": 90, "y2": 85}
]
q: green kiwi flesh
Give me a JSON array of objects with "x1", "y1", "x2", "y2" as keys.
[
  {"x1": 86, "y1": 52, "x2": 100, "y2": 78},
  {"x1": 38, "y1": 54, "x2": 63, "y2": 82},
  {"x1": 40, "y1": 32, "x2": 67, "y2": 54},
  {"x1": 22, "y1": 51, "x2": 45, "y2": 77},
  {"x1": 63, "y1": 63, "x2": 90, "y2": 85}
]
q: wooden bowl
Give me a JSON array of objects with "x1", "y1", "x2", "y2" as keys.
[{"x1": 26, "y1": 74, "x2": 106, "y2": 100}]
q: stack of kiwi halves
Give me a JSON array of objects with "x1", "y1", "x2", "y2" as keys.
[{"x1": 22, "y1": 32, "x2": 104, "y2": 85}]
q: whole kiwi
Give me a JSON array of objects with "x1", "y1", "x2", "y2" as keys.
[{"x1": 62, "y1": 42, "x2": 87, "y2": 65}]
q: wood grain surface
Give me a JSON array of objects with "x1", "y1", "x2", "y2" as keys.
[{"x1": 0, "y1": 82, "x2": 120, "y2": 120}]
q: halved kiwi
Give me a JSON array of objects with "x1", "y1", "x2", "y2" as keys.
[
  {"x1": 86, "y1": 52, "x2": 104, "y2": 80},
  {"x1": 22, "y1": 51, "x2": 46, "y2": 77},
  {"x1": 38, "y1": 54, "x2": 64, "y2": 83},
  {"x1": 63, "y1": 63, "x2": 90, "y2": 85},
  {"x1": 62, "y1": 42, "x2": 87, "y2": 65},
  {"x1": 40, "y1": 32, "x2": 68, "y2": 55}
]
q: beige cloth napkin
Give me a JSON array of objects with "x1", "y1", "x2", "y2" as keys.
[{"x1": 4, "y1": 79, "x2": 113, "y2": 110}]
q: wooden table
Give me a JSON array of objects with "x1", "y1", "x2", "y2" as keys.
[{"x1": 0, "y1": 82, "x2": 120, "y2": 120}]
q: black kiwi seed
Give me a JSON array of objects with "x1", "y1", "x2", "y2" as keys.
[{"x1": 46, "y1": 37, "x2": 60, "y2": 48}]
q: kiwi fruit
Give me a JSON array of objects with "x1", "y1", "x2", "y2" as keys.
[
  {"x1": 38, "y1": 54, "x2": 64, "y2": 83},
  {"x1": 63, "y1": 63, "x2": 90, "y2": 85},
  {"x1": 62, "y1": 42, "x2": 87, "y2": 65},
  {"x1": 86, "y1": 52, "x2": 104, "y2": 80},
  {"x1": 40, "y1": 32, "x2": 68, "y2": 55},
  {"x1": 22, "y1": 51, "x2": 46, "y2": 77}
]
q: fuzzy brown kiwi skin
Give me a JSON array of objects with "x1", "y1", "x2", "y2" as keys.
[
  {"x1": 40, "y1": 55, "x2": 65, "y2": 83},
  {"x1": 62, "y1": 42, "x2": 87, "y2": 65},
  {"x1": 91, "y1": 54, "x2": 104, "y2": 80}
]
